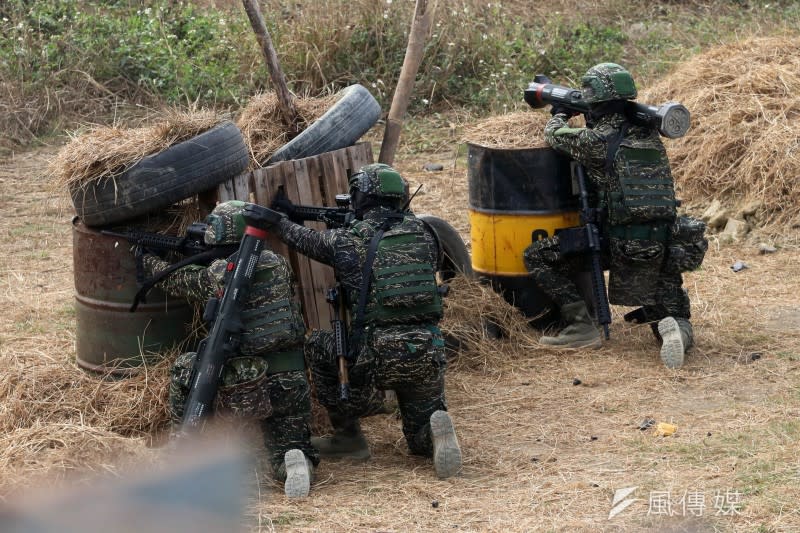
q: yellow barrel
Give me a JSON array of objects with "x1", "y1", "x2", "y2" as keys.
[{"x1": 467, "y1": 143, "x2": 579, "y2": 324}]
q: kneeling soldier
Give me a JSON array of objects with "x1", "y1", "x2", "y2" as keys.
[{"x1": 141, "y1": 200, "x2": 319, "y2": 497}]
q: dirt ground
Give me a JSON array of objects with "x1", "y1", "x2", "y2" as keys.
[{"x1": 1, "y1": 132, "x2": 799, "y2": 532}]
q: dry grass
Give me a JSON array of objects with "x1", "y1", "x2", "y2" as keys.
[
  {"x1": 642, "y1": 36, "x2": 800, "y2": 228},
  {"x1": 237, "y1": 92, "x2": 338, "y2": 167},
  {"x1": 48, "y1": 110, "x2": 225, "y2": 189},
  {"x1": 460, "y1": 110, "x2": 553, "y2": 149}
]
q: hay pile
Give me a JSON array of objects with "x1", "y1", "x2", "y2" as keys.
[
  {"x1": 440, "y1": 275, "x2": 540, "y2": 370},
  {"x1": 237, "y1": 92, "x2": 338, "y2": 166},
  {"x1": 48, "y1": 110, "x2": 225, "y2": 189},
  {"x1": 641, "y1": 36, "x2": 800, "y2": 226},
  {"x1": 460, "y1": 110, "x2": 553, "y2": 149},
  {"x1": 0, "y1": 353, "x2": 171, "y2": 492}
]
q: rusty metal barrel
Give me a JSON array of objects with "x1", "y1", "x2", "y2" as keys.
[{"x1": 73, "y1": 217, "x2": 194, "y2": 375}]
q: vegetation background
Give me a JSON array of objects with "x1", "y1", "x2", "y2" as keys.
[{"x1": 2, "y1": 0, "x2": 799, "y2": 154}]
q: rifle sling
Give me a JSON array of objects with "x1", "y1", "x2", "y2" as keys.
[
  {"x1": 130, "y1": 247, "x2": 234, "y2": 312},
  {"x1": 604, "y1": 123, "x2": 628, "y2": 176},
  {"x1": 347, "y1": 213, "x2": 403, "y2": 359}
]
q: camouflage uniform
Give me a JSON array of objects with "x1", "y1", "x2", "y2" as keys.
[
  {"x1": 272, "y1": 206, "x2": 448, "y2": 456},
  {"x1": 143, "y1": 202, "x2": 319, "y2": 476},
  {"x1": 523, "y1": 63, "x2": 706, "y2": 363},
  {"x1": 523, "y1": 112, "x2": 690, "y2": 316}
]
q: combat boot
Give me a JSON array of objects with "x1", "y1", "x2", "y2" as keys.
[
  {"x1": 658, "y1": 317, "x2": 693, "y2": 369},
  {"x1": 430, "y1": 410, "x2": 462, "y2": 479},
  {"x1": 539, "y1": 301, "x2": 602, "y2": 348},
  {"x1": 311, "y1": 417, "x2": 370, "y2": 461},
  {"x1": 280, "y1": 449, "x2": 314, "y2": 498}
]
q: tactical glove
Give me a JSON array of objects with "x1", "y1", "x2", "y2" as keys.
[{"x1": 242, "y1": 203, "x2": 285, "y2": 230}]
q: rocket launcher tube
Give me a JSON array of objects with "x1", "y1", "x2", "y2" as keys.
[{"x1": 524, "y1": 75, "x2": 690, "y2": 139}]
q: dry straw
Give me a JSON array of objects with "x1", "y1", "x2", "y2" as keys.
[
  {"x1": 440, "y1": 275, "x2": 542, "y2": 371},
  {"x1": 48, "y1": 110, "x2": 225, "y2": 189},
  {"x1": 460, "y1": 110, "x2": 553, "y2": 149},
  {"x1": 0, "y1": 351, "x2": 172, "y2": 492},
  {"x1": 236, "y1": 92, "x2": 338, "y2": 167},
  {"x1": 641, "y1": 36, "x2": 800, "y2": 226}
]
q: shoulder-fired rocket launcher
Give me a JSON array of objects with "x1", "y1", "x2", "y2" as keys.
[{"x1": 524, "y1": 75, "x2": 691, "y2": 139}]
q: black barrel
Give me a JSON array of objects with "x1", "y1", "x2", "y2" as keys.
[
  {"x1": 73, "y1": 218, "x2": 195, "y2": 375},
  {"x1": 467, "y1": 143, "x2": 580, "y2": 325}
]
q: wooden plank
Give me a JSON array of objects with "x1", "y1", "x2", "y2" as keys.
[
  {"x1": 299, "y1": 155, "x2": 337, "y2": 329},
  {"x1": 212, "y1": 143, "x2": 375, "y2": 331},
  {"x1": 234, "y1": 171, "x2": 254, "y2": 202},
  {"x1": 352, "y1": 141, "x2": 374, "y2": 170},
  {"x1": 217, "y1": 178, "x2": 236, "y2": 202},
  {"x1": 277, "y1": 160, "x2": 321, "y2": 329},
  {"x1": 319, "y1": 151, "x2": 343, "y2": 203},
  {"x1": 251, "y1": 167, "x2": 291, "y2": 259}
]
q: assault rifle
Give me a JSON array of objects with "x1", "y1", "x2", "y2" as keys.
[
  {"x1": 272, "y1": 188, "x2": 354, "y2": 228},
  {"x1": 326, "y1": 286, "x2": 350, "y2": 401},
  {"x1": 102, "y1": 223, "x2": 237, "y2": 311},
  {"x1": 180, "y1": 203, "x2": 281, "y2": 433},
  {"x1": 556, "y1": 163, "x2": 612, "y2": 339}
]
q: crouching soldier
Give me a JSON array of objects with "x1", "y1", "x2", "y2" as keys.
[
  {"x1": 264, "y1": 163, "x2": 462, "y2": 479},
  {"x1": 140, "y1": 200, "x2": 319, "y2": 498},
  {"x1": 523, "y1": 62, "x2": 707, "y2": 368}
]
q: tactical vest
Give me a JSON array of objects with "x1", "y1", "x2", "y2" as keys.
[
  {"x1": 232, "y1": 252, "x2": 306, "y2": 356},
  {"x1": 350, "y1": 215, "x2": 443, "y2": 326},
  {"x1": 606, "y1": 127, "x2": 677, "y2": 228}
]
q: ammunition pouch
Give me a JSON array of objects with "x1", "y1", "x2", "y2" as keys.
[
  {"x1": 216, "y1": 356, "x2": 273, "y2": 420},
  {"x1": 664, "y1": 216, "x2": 708, "y2": 274},
  {"x1": 607, "y1": 223, "x2": 671, "y2": 242}
]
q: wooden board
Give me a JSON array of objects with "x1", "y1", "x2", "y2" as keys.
[{"x1": 216, "y1": 142, "x2": 373, "y2": 329}]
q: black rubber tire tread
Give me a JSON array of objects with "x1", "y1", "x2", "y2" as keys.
[
  {"x1": 418, "y1": 214, "x2": 474, "y2": 281},
  {"x1": 71, "y1": 121, "x2": 249, "y2": 227},
  {"x1": 267, "y1": 84, "x2": 381, "y2": 164}
]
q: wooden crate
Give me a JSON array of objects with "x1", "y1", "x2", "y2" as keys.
[{"x1": 216, "y1": 142, "x2": 373, "y2": 330}]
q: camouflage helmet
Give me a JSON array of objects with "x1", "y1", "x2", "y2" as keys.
[
  {"x1": 348, "y1": 163, "x2": 409, "y2": 207},
  {"x1": 204, "y1": 200, "x2": 247, "y2": 245},
  {"x1": 581, "y1": 62, "x2": 637, "y2": 104}
]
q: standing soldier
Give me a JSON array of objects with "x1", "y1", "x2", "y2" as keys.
[
  {"x1": 523, "y1": 63, "x2": 707, "y2": 368},
  {"x1": 264, "y1": 163, "x2": 462, "y2": 479},
  {"x1": 141, "y1": 200, "x2": 319, "y2": 498}
]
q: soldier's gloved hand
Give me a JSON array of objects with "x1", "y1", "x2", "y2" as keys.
[
  {"x1": 242, "y1": 203, "x2": 285, "y2": 230},
  {"x1": 550, "y1": 105, "x2": 578, "y2": 117},
  {"x1": 270, "y1": 190, "x2": 294, "y2": 213}
]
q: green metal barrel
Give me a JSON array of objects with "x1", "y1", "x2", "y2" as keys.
[{"x1": 72, "y1": 218, "x2": 194, "y2": 375}]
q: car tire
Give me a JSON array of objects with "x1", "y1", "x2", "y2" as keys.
[
  {"x1": 267, "y1": 84, "x2": 381, "y2": 164},
  {"x1": 418, "y1": 214, "x2": 473, "y2": 281},
  {"x1": 71, "y1": 121, "x2": 249, "y2": 227}
]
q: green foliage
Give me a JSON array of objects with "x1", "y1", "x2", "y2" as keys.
[
  {"x1": 1, "y1": 0, "x2": 800, "y2": 146},
  {"x1": 1, "y1": 0, "x2": 254, "y2": 104}
]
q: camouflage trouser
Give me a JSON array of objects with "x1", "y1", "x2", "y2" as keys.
[
  {"x1": 523, "y1": 235, "x2": 690, "y2": 320},
  {"x1": 169, "y1": 352, "x2": 319, "y2": 474},
  {"x1": 305, "y1": 324, "x2": 447, "y2": 456}
]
